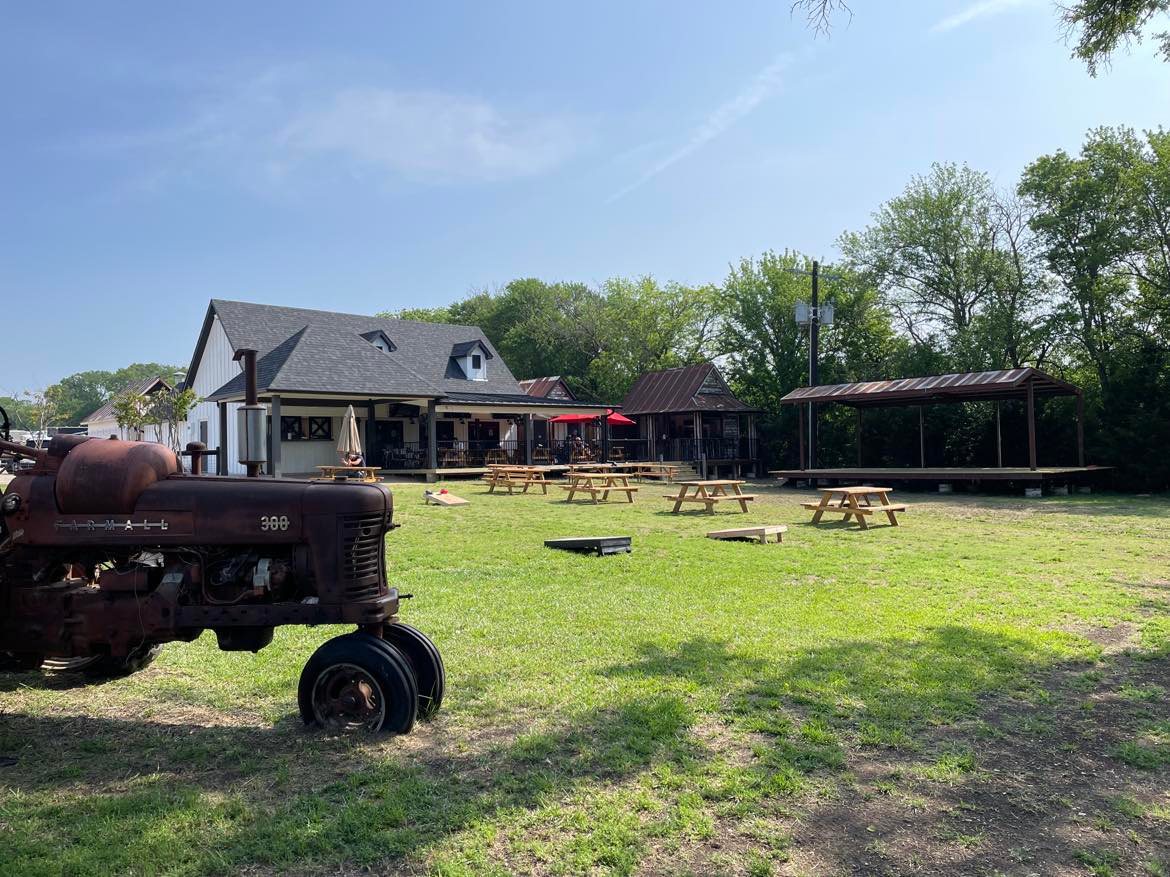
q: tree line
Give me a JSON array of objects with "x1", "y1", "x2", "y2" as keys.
[{"x1": 385, "y1": 126, "x2": 1170, "y2": 490}]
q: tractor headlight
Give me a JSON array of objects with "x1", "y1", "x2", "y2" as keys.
[{"x1": 1, "y1": 492, "x2": 21, "y2": 514}]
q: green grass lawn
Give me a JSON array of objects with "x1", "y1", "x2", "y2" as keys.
[{"x1": 2, "y1": 483, "x2": 1169, "y2": 876}]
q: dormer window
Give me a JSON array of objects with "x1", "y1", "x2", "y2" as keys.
[
  {"x1": 361, "y1": 330, "x2": 396, "y2": 354},
  {"x1": 449, "y1": 340, "x2": 492, "y2": 381}
]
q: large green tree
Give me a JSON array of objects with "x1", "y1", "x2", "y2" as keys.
[{"x1": 840, "y1": 163, "x2": 1053, "y2": 371}]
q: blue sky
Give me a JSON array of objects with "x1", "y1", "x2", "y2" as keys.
[{"x1": 2, "y1": 1, "x2": 1168, "y2": 389}]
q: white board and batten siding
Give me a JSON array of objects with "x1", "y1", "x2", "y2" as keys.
[{"x1": 186, "y1": 315, "x2": 246, "y2": 475}]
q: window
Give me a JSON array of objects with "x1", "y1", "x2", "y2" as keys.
[
  {"x1": 308, "y1": 417, "x2": 332, "y2": 440},
  {"x1": 279, "y1": 416, "x2": 333, "y2": 441},
  {"x1": 472, "y1": 353, "x2": 482, "y2": 370},
  {"x1": 280, "y1": 416, "x2": 304, "y2": 441},
  {"x1": 198, "y1": 420, "x2": 208, "y2": 444}
]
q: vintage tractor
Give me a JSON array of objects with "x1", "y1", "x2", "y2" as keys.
[{"x1": 0, "y1": 396, "x2": 443, "y2": 733}]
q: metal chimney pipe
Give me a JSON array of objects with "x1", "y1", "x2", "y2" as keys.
[{"x1": 233, "y1": 348, "x2": 264, "y2": 477}]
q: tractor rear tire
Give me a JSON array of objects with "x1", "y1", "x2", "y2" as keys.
[
  {"x1": 298, "y1": 632, "x2": 418, "y2": 734},
  {"x1": 382, "y1": 623, "x2": 445, "y2": 720}
]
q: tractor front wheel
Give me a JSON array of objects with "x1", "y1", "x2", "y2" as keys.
[
  {"x1": 382, "y1": 623, "x2": 445, "y2": 720},
  {"x1": 298, "y1": 633, "x2": 418, "y2": 733}
]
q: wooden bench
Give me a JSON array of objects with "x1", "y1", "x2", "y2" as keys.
[{"x1": 707, "y1": 524, "x2": 787, "y2": 544}]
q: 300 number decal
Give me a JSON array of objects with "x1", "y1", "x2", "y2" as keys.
[{"x1": 259, "y1": 515, "x2": 290, "y2": 531}]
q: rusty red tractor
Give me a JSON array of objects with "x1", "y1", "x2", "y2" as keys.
[{"x1": 0, "y1": 401, "x2": 443, "y2": 733}]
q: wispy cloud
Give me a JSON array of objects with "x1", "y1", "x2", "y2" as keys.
[
  {"x1": 281, "y1": 88, "x2": 579, "y2": 183},
  {"x1": 77, "y1": 65, "x2": 585, "y2": 190},
  {"x1": 930, "y1": 0, "x2": 1033, "y2": 34},
  {"x1": 606, "y1": 54, "x2": 791, "y2": 203}
]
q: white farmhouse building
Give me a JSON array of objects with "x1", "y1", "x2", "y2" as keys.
[{"x1": 183, "y1": 299, "x2": 610, "y2": 479}]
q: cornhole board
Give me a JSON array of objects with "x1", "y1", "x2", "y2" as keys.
[
  {"x1": 424, "y1": 491, "x2": 469, "y2": 506},
  {"x1": 706, "y1": 525, "x2": 787, "y2": 544},
  {"x1": 544, "y1": 536, "x2": 632, "y2": 556}
]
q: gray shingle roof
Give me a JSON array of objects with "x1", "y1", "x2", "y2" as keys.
[
  {"x1": 80, "y1": 376, "x2": 172, "y2": 424},
  {"x1": 196, "y1": 300, "x2": 526, "y2": 401}
]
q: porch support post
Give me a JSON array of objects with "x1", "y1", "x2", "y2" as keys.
[
  {"x1": 601, "y1": 412, "x2": 610, "y2": 462},
  {"x1": 524, "y1": 413, "x2": 533, "y2": 465},
  {"x1": 918, "y1": 405, "x2": 925, "y2": 468},
  {"x1": 426, "y1": 399, "x2": 438, "y2": 471},
  {"x1": 1026, "y1": 380, "x2": 1038, "y2": 470},
  {"x1": 856, "y1": 407, "x2": 862, "y2": 467},
  {"x1": 366, "y1": 400, "x2": 377, "y2": 470},
  {"x1": 797, "y1": 404, "x2": 806, "y2": 470},
  {"x1": 269, "y1": 394, "x2": 282, "y2": 478},
  {"x1": 1076, "y1": 391, "x2": 1085, "y2": 467},
  {"x1": 996, "y1": 401, "x2": 1003, "y2": 468},
  {"x1": 217, "y1": 401, "x2": 228, "y2": 476}
]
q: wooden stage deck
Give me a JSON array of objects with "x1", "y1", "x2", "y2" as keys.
[{"x1": 769, "y1": 466, "x2": 1110, "y2": 484}]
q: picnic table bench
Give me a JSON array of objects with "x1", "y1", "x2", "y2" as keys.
[
  {"x1": 315, "y1": 465, "x2": 380, "y2": 483},
  {"x1": 561, "y1": 472, "x2": 638, "y2": 504},
  {"x1": 801, "y1": 486, "x2": 907, "y2": 529},
  {"x1": 482, "y1": 465, "x2": 551, "y2": 494},
  {"x1": 664, "y1": 480, "x2": 756, "y2": 514}
]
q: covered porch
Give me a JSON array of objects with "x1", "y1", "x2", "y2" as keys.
[{"x1": 211, "y1": 391, "x2": 616, "y2": 480}]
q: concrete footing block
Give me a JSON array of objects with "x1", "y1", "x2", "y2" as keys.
[
  {"x1": 1077, "y1": 485, "x2": 1092, "y2": 494},
  {"x1": 1024, "y1": 486, "x2": 1043, "y2": 498},
  {"x1": 938, "y1": 483, "x2": 953, "y2": 494},
  {"x1": 1051, "y1": 485, "x2": 1069, "y2": 496}
]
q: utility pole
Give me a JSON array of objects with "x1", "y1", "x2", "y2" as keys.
[
  {"x1": 808, "y1": 260, "x2": 819, "y2": 469},
  {"x1": 792, "y1": 259, "x2": 836, "y2": 472}
]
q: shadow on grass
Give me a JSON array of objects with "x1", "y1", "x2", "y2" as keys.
[
  {"x1": 0, "y1": 693, "x2": 704, "y2": 875},
  {"x1": 3, "y1": 626, "x2": 1161, "y2": 875}
]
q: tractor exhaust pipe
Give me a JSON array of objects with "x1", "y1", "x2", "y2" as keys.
[{"x1": 233, "y1": 348, "x2": 266, "y2": 478}]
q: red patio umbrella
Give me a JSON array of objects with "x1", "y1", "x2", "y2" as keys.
[{"x1": 547, "y1": 409, "x2": 635, "y2": 426}]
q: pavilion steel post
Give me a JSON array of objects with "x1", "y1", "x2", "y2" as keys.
[
  {"x1": 1076, "y1": 392, "x2": 1085, "y2": 467},
  {"x1": 524, "y1": 413, "x2": 533, "y2": 465},
  {"x1": 856, "y1": 408, "x2": 862, "y2": 467},
  {"x1": 426, "y1": 399, "x2": 438, "y2": 471},
  {"x1": 996, "y1": 401, "x2": 1003, "y2": 467},
  {"x1": 918, "y1": 405, "x2": 925, "y2": 468},
  {"x1": 1026, "y1": 380, "x2": 1038, "y2": 470},
  {"x1": 601, "y1": 413, "x2": 610, "y2": 463},
  {"x1": 797, "y1": 404, "x2": 806, "y2": 470}
]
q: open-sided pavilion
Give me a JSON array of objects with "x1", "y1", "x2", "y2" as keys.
[{"x1": 770, "y1": 367, "x2": 1109, "y2": 487}]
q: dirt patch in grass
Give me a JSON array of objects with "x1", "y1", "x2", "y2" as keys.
[{"x1": 778, "y1": 647, "x2": 1170, "y2": 876}]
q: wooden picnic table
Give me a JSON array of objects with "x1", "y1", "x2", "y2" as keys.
[
  {"x1": 664, "y1": 480, "x2": 755, "y2": 514},
  {"x1": 315, "y1": 465, "x2": 380, "y2": 483},
  {"x1": 561, "y1": 471, "x2": 638, "y2": 504},
  {"x1": 801, "y1": 486, "x2": 907, "y2": 530},
  {"x1": 482, "y1": 465, "x2": 551, "y2": 494}
]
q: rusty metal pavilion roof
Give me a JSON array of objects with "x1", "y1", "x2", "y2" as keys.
[{"x1": 780, "y1": 368, "x2": 1081, "y2": 408}]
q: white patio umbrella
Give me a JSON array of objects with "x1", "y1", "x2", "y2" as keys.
[{"x1": 337, "y1": 405, "x2": 363, "y2": 462}]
